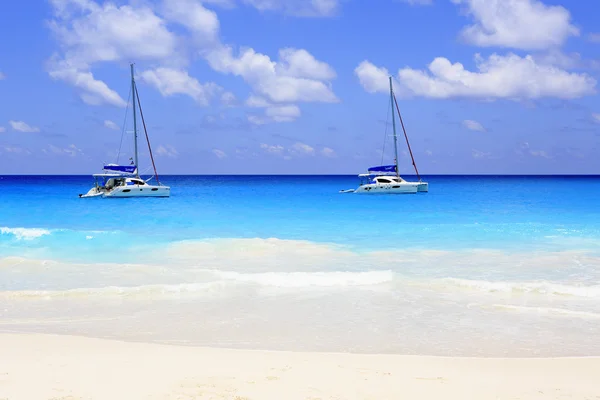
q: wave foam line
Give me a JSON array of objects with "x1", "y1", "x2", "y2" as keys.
[
  {"x1": 0, "y1": 270, "x2": 394, "y2": 299},
  {"x1": 440, "y1": 278, "x2": 600, "y2": 298},
  {"x1": 212, "y1": 270, "x2": 394, "y2": 288}
]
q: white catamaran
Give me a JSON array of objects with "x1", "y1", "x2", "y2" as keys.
[
  {"x1": 80, "y1": 64, "x2": 170, "y2": 198},
  {"x1": 342, "y1": 76, "x2": 428, "y2": 194}
]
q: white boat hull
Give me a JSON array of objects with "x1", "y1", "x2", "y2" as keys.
[
  {"x1": 80, "y1": 183, "x2": 170, "y2": 198},
  {"x1": 103, "y1": 184, "x2": 170, "y2": 197},
  {"x1": 354, "y1": 182, "x2": 418, "y2": 194}
]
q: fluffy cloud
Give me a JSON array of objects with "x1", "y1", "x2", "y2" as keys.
[
  {"x1": 156, "y1": 145, "x2": 179, "y2": 158},
  {"x1": 291, "y1": 142, "x2": 315, "y2": 155},
  {"x1": 9, "y1": 121, "x2": 40, "y2": 133},
  {"x1": 207, "y1": 47, "x2": 337, "y2": 104},
  {"x1": 246, "y1": 95, "x2": 302, "y2": 123},
  {"x1": 104, "y1": 120, "x2": 119, "y2": 130},
  {"x1": 46, "y1": 0, "x2": 338, "y2": 121},
  {"x1": 452, "y1": 0, "x2": 579, "y2": 50},
  {"x1": 139, "y1": 68, "x2": 222, "y2": 106},
  {"x1": 462, "y1": 119, "x2": 486, "y2": 132},
  {"x1": 356, "y1": 54, "x2": 596, "y2": 100},
  {"x1": 592, "y1": 113, "x2": 600, "y2": 124}
]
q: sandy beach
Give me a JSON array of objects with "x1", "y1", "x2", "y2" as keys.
[{"x1": 1, "y1": 333, "x2": 599, "y2": 400}]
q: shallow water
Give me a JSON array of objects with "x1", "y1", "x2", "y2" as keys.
[{"x1": 1, "y1": 175, "x2": 599, "y2": 356}]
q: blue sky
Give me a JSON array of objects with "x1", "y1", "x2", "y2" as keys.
[{"x1": 0, "y1": 0, "x2": 599, "y2": 175}]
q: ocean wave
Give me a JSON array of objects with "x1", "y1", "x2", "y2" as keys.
[
  {"x1": 0, "y1": 227, "x2": 51, "y2": 240},
  {"x1": 0, "y1": 270, "x2": 394, "y2": 299},
  {"x1": 437, "y1": 278, "x2": 600, "y2": 298},
  {"x1": 212, "y1": 270, "x2": 394, "y2": 288}
]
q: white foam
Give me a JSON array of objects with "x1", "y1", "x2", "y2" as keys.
[
  {"x1": 438, "y1": 278, "x2": 600, "y2": 298},
  {"x1": 213, "y1": 270, "x2": 394, "y2": 288},
  {"x1": 0, "y1": 227, "x2": 51, "y2": 240}
]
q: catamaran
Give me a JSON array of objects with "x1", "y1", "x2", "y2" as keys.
[
  {"x1": 79, "y1": 64, "x2": 170, "y2": 198},
  {"x1": 341, "y1": 76, "x2": 428, "y2": 194}
]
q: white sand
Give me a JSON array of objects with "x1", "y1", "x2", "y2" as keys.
[{"x1": 1, "y1": 333, "x2": 599, "y2": 400}]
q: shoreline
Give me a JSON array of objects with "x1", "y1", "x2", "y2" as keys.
[{"x1": 1, "y1": 333, "x2": 599, "y2": 399}]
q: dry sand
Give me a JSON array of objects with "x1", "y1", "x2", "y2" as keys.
[{"x1": 1, "y1": 333, "x2": 599, "y2": 399}]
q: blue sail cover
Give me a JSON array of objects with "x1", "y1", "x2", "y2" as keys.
[
  {"x1": 103, "y1": 164, "x2": 137, "y2": 175},
  {"x1": 368, "y1": 165, "x2": 397, "y2": 175}
]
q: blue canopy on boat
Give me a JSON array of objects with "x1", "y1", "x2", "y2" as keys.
[
  {"x1": 103, "y1": 164, "x2": 137, "y2": 175},
  {"x1": 367, "y1": 165, "x2": 397, "y2": 175}
]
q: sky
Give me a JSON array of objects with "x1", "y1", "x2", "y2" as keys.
[{"x1": 0, "y1": 0, "x2": 599, "y2": 175}]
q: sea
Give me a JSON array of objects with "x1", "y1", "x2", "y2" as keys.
[{"x1": 1, "y1": 175, "x2": 599, "y2": 357}]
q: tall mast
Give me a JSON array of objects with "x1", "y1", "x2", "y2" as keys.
[
  {"x1": 389, "y1": 76, "x2": 400, "y2": 178},
  {"x1": 130, "y1": 63, "x2": 139, "y2": 177}
]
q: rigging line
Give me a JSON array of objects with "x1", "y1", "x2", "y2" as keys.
[
  {"x1": 381, "y1": 97, "x2": 390, "y2": 165},
  {"x1": 134, "y1": 82, "x2": 160, "y2": 186},
  {"x1": 392, "y1": 93, "x2": 420, "y2": 181},
  {"x1": 116, "y1": 85, "x2": 132, "y2": 164}
]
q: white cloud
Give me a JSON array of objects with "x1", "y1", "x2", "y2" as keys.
[
  {"x1": 9, "y1": 121, "x2": 40, "y2": 133},
  {"x1": 0, "y1": 126, "x2": 5, "y2": 133},
  {"x1": 321, "y1": 147, "x2": 336, "y2": 157},
  {"x1": 265, "y1": 105, "x2": 301, "y2": 122},
  {"x1": 139, "y1": 68, "x2": 221, "y2": 106},
  {"x1": 104, "y1": 120, "x2": 119, "y2": 130},
  {"x1": 47, "y1": 56, "x2": 127, "y2": 107},
  {"x1": 260, "y1": 143, "x2": 285, "y2": 155},
  {"x1": 452, "y1": 0, "x2": 579, "y2": 50},
  {"x1": 156, "y1": 144, "x2": 179, "y2": 158},
  {"x1": 516, "y1": 142, "x2": 550, "y2": 158},
  {"x1": 291, "y1": 142, "x2": 315, "y2": 155},
  {"x1": 161, "y1": 0, "x2": 220, "y2": 45},
  {"x1": 276, "y1": 48, "x2": 336, "y2": 80},
  {"x1": 462, "y1": 119, "x2": 486, "y2": 132},
  {"x1": 47, "y1": 0, "x2": 183, "y2": 107},
  {"x1": 43, "y1": 144, "x2": 83, "y2": 157},
  {"x1": 49, "y1": 1, "x2": 178, "y2": 66},
  {"x1": 207, "y1": 46, "x2": 338, "y2": 104},
  {"x1": 242, "y1": 0, "x2": 339, "y2": 17},
  {"x1": 246, "y1": 95, "x2": 302, "y2": 123},
  {"x1": 212, "y1": 148, "x2": 227, "y2": 158},
  {"x1": 592, "y1": 113, "x2": 600, "y2": 124},
  {"x1": 357, "y1": 54, "x2": 597, "y2": 100},
  {"x1": 2, "y1": 145, "x2": 31, "y2": 155}
]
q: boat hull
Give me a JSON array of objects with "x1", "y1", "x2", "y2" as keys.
[
  {"x1": 103, "y1": 184, "x2": 170, "y2": 198},
  {"x1": 80, "y1": 184, "x2": 170, "y2": 198},
  {"x1": 354, "y1": 182, "x2": 418, "y2": 194}
]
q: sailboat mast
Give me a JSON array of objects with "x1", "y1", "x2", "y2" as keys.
[
  {"x1": 130, "y1": 63, "x2": 139, "y2": 177},
  {"x1": 389, "y1": 76, "x2": 400, "y2": 178}
]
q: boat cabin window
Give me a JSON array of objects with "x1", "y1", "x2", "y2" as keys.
[
  {"x1": 376, "y1": 178, "x2": 392, "y2": 184},
  {"x1": 130, "y1": 179, "x2": 145, "y2": 185}
]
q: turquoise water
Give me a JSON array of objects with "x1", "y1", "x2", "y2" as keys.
[{"x1": 1, "y1": 175, "x2": 600, "y2": 356}]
